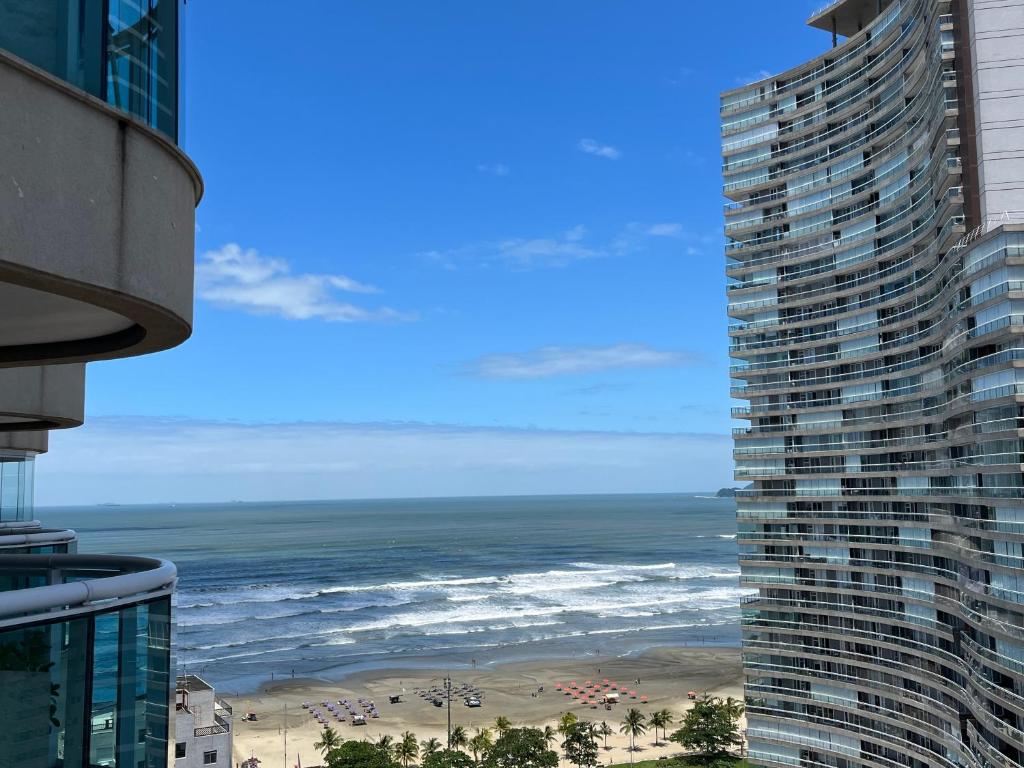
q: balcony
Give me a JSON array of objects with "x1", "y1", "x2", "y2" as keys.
[
  {"x1": 0, "y1": 49, "x2": 202, "y2": 367},
  {"x1": 195, "y1": 714, "x2": 232, "y2": 738}
]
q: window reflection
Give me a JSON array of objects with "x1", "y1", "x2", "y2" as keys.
[
  {"x1": 0, "y1": 0, "x2": 179, "y2": 141},
  {"x1": 0, "y1": 598, "x2": 172, "y2": 767}
]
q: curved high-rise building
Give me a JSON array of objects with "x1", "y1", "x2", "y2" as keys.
[
  {"x1": 0, "y1": 2, "x2": 201, "y2": 766},
  {"x1": 725, "y1": 2, "x2": 1024, "y2": 768}
]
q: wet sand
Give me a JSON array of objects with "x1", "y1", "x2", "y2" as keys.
[{"x1": 227, "y1": 646, "x2": 743, "y2": 767}]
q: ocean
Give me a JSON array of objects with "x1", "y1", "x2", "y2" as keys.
[{"x1": 42, "y1": 493, "x2": 746, "y2": 692}]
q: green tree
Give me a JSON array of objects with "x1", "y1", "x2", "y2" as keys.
[
  {"x1": 668, "y1": 695, "x2": 744, "y2": 760},
  {"x1": 422, "y1": 750, "x2": 476, "y2": 768},
  {"x1": 649, "y1": 709, "x2": 674, "y2": 745},
  {"x1": 469, "y1": 727, "x2": 494, "y2": 763},
  {"x1": 561, "y1": 721, "x2": 599, "y2": 768},
  {"x1": 376, "y1": 734, "x2": 395, "y2": 755},
  {"x1": 494, "y1": 715, "x2": 512, "y2": 736},
  {"x1": 596, "y1": 721, "x2": 613, "y2": 750},
  {"x1": 449, "y1": 724, "x2": 469, "y2": 751},
  {"x1": 557, "y1": 711, "x2": 579, "y2": 735},
  {"x1": 481, "y1": 727, "x2": 559, "y2": 768},
  {"x1": 619, "y1": 708, "x2": 647, "y2": 755},
  {"x1": 542, "y1": 724, "x2": 558, "y2": 747},
  {"x1": 314, "y1": 725, "x2": 341, "y2": 758},
  {"x1": 395, "y1": 731, "x2": 419, "y2": 767},
  {"x1": 325, "y1": 740, "x2": 399, "y2": 768},
  {"x1": 421, "y1": 736, "x2": 442, "y2": 757}
]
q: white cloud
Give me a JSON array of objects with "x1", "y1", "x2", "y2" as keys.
[
  {"x1": 665, "y1": 66, "x2": 696, "y2": 86},
  {"x1": 476, "y1": 163, "x2": 510, "y2": 176},
  {"x1": 734, "y1": 68, "x2": 773, "y2": 86},
  {"x1": 645, "y1": 223, "x2": 684, "y2": 237},
  {"x1": 577, "y1": 138, "x2": 621, "y2": 160},
  {"x1": 196, "y1": 244, "x2": 412, "y2": 323},
  {"x1": 466, "y1": 343, "x2": 699, "y2": 379},
  {"x1": 421, "y1": 225, "x2": 600, "y2": 269},
  {"x1": 37, "y1": 417, "x2": 733, "y2": 505}
]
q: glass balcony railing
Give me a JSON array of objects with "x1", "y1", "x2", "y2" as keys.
[{"x1": 0, "y1": 554, "x2": 176, "y2": 767}]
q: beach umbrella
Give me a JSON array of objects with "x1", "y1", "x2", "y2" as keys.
[{"x1": 555, "y1": 683, "x2": 562, "y2": 690}]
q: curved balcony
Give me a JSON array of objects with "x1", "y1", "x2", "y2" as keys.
[
  {"x1": 0, "y1": 524, "x2": 76, "y2": 553},
  {"x1": 0, "y1": 554, "x2": 176, "y2": 767},
  {"x1": 0, "y1": 364, "x2": 84, "y2": 430},
  {"x1": 0, "y1": 49, "x2": 202, "y2": 367},
  {"x1": 0, "y1": 554, "x2": 176, "y2": 622}
]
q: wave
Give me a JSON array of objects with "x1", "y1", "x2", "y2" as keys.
[
  {"x1": 176, "y1": 561, "x2": 739, "y2": 614},
  {"x1": 319, "y1": 575, "x2": 504, "y2": 595}
]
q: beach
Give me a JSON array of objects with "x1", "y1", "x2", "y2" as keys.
[{"x1": 226, "y1": 646, "x2": 743, "y2": 767}]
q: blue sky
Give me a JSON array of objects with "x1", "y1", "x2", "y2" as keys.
[{"x1": 40, "y1": 1, "x2": 831, "y2": 504}]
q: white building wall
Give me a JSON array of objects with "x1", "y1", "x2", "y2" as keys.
[{"x1": 967, "y1": 0, "x2": 1024, "y2": 226}]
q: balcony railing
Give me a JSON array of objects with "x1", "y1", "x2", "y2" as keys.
[
  {"x1": 0, "y1": 554, "x2": 176, "y2": 622},
  {"x1": 194, "y1": 714, "x2": 231, "y2": 738}
]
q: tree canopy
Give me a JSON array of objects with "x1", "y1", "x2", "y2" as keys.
[
  {"x1": 481, "y1": 727, "x2": 559, "y2": 768},
  {"x1": 325, "y1": 740, "x2": 399, "y2": 768},
  {"x1": 421, "y1": 750, "x2": 476, "y2": 768},
  {"x1": 669, "y1": 695, "x2": 745, "y2": 758},
  {"x1": 561, "y1": 721, "x2": 599, "y2": 768}
]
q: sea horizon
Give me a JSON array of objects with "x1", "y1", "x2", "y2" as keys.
[{"x1": 37, "y1": 487, "x2": 739, "y2": 511}]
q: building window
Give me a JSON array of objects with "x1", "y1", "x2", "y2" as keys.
[
  {"x1": 203, "y1": 751, "x2": 218, "y2": 765},
  {"x1": 175, "y1": 743, "x2": 186, "y2": 759}
]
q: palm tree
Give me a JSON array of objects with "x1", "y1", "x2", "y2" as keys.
[
  {"x1": 395, "y1": 731, "x2": 418, "y2": 767},
  {"x1": 723, "y1": 695, "x2": 745, "y2": 719},
  {"x1": 314, "y1": 725, "x2": 341, "y2": 758},
  {"x1": 655, "y1": 708, "x2": 674, "y2": 743},
  {"x1": 375, "y1": 733, "x2": 395, "y2": 756},
  {"x1": 494, "y1": 715, "x2": 512, "y2": 736},
  {"x1": 620, "y1": 708, "x2": 647, "y2": 763},
  {"x1": 542, "y1": 724, "x2": 558, "y2": 747},
  {"x1": 648, "y1": 710, "x2": 670, "y2": 745},
  {"x1": 596, "y1": 721, "x2": 613, "y2": 751},
  {"x1": 421, "y1": 736, "x2": 442, "y2": 757},
  {"x1": 558, "y1": 712, "x2": 578, "y2": 736},
  {"x1": 469, "y1": 727, "x2": 493, "y2": 763},
  {"x1": 449, "y1": 724, "x2": 469, "y2": 751}
]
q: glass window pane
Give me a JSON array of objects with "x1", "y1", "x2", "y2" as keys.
[{"x1": 0, "y1": 618, "x2": 89, "y2": 767}]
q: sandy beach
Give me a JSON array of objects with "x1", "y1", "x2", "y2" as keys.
[{"x1": 226, "y1": 646, "x2": 743, "y2": 767}]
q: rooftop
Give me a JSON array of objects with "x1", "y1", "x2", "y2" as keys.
[
  {"x1": 176, "y1": 675, "x2": 213, "y2": 693},
  {"x1": 807, "y1": 0, "x2": 894, "y2": 37}
]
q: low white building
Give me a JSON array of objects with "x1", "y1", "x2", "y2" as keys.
[{"x1": 175, "y1": 675, "x2": 232, "y2": 768}]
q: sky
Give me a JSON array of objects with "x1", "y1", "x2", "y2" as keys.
[{"x1": 38, "y1": 1, "x2": 832, "y2": 505}]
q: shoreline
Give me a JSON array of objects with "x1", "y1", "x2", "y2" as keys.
[
  {"x1": 226, "y1": 645, "x2": 743, "y2": 768},
  {"x1": 202, "y1": 634, "x2": 742, "y2": 699}
]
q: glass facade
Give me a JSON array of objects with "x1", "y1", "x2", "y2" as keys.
[
  {"x1": 0, "y1": 452, "x2": 36, "y2": 523},
  {"x1": 0, "y1": 598, "x2": 171, "y2": 768},
  {"x1": 0, "y1": 0, "x2": 179, "y2": 140}
]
